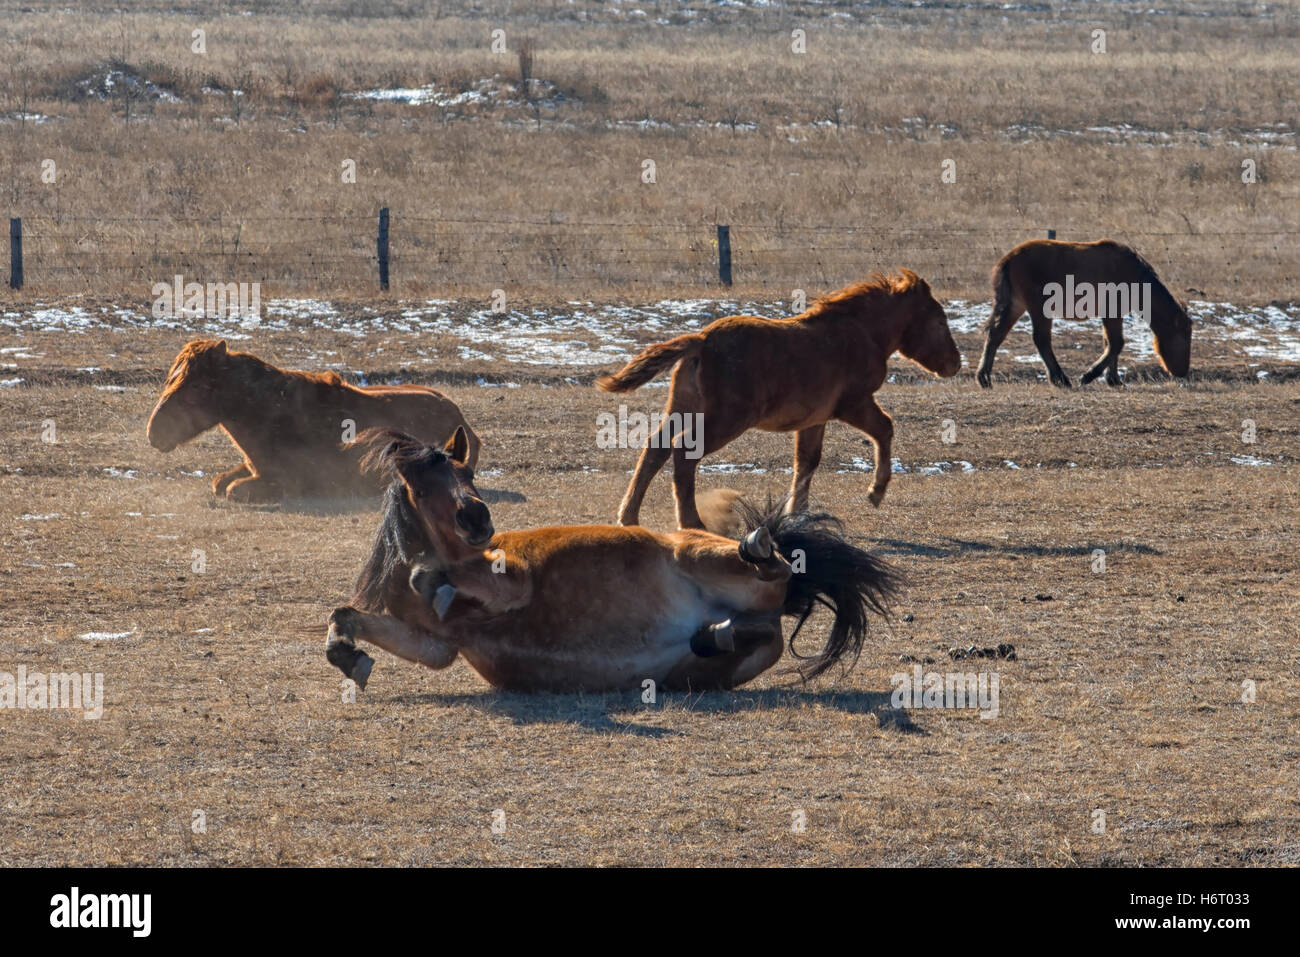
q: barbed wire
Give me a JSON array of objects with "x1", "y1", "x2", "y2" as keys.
[{"x1": 7, "y1": 212, "x2": 1298, "y2": 290}]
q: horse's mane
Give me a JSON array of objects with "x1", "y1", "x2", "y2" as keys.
[
  {"x1": 1114, "y1": 242, "x2": 1187, "y2": 321},
  {"x1": 352, "y1": 480, "x2": 429, "y2": 613},
  {"x1": 353, "y1": 427, "x2": 449, "y2": 480},
  {"x1": 802, "y1": 270, "x2": 929, "y2": 320},
  {"x1": 349, "y1": 428, "x2": 449, "y2": 613},
  {"x1": 173, "y1": 339, "x2": 345, "y2": 388}
]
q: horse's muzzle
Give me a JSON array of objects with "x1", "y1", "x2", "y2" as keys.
[
  {"x1": 455, "y1": 498, "x2": 494, "y2": 548},
  {"x1": 146, "y1": 427, "x2": 177, "y2": 453}
]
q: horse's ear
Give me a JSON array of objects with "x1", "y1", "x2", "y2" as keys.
[
  {"x1": 214, "y1": 340, "x2": 228, "y2": 356},
  {"x1": 444, "y1": 425, "x2": 470, "y2": 465}
]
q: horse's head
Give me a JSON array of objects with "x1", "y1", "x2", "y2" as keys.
[
  {"x1": 894, "y1": 271, "x2": 962, "y2": 378},
  {"x1": 358, "y1": 427, "x2": 493, "y2": 564},
  {"x1": 1151, "y1": 296, "x2": 1192, "y2": 379},
  {"x1": 147, "y1": 339, "x2": 229, "y2": 452}
]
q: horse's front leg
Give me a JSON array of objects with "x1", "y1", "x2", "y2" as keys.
[
  {"x1": 326, "y1": 605, "x2": 458, "y2": 689},
  {"x1": 787, "y1": 423, "x2": 826, "y2": 514},
  {"x1": 225, "y1": 472, "x2": 283, "y2": 503},
  {"x1": 212, "y1": 462, "x2": 251, "y2": 497},
  {"x1": 409, "y1": 551, "x2": 533, "y2": 619}
]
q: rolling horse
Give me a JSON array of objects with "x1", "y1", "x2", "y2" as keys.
[
  {"x1": 147, "y1": 339, "x2": 480, "y2": 501},
  {"x1": 325, "y1": 428, "x2": 898, "y2": 693},
  {"x1": 596, "y1": 270, "x2": 962, "y2": 530},
  {"x1": 975, "y1": 238, "x2": 1192, "y2": 389}
]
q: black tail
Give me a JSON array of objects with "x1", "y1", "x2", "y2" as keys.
[{"x1": 735, "y1": 500, "x2": 900, "y2": 680}]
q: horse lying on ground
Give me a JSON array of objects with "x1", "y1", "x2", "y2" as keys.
[
  {"x1": 596, "y1": 270, "x2": 961, "y2": 529},
  {"x1": 147, "y1": 339, "x2": 480, "y2": 501},
  {"x1": 976, "y1": 238, "x2": 1192, "y2": 389},
  {"x1": 325, "y1": 428, "x2": 898, "y2": 693}
]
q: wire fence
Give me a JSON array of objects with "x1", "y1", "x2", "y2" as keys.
[{"x1": 7, "y1": 211, "x2": 1300, "y2": 297}]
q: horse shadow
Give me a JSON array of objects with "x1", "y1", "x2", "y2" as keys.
[
  {"x1": 870, "y1": 536, "x2": 1160, "y2": 559},
  {"x1": 387, "y1": 685, "x2": 924, "y2": 736},
  {"x1": 225, "y1": 485, "x2": 526, "y2": 515},
  {"x1": 478, "y1": 487, "x2": 527, "y2": 505}
]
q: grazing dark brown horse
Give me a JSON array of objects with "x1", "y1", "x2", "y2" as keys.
[
  {"x1": 147, "y1": 339, "x2": 480, "y2": 501},
  {"x1": 596, "y1": 271, "x2": 961, "y2": 529},
  {"x1": 325, "y1": 429, "x2": 897, "y2": 693},
  {"x1": 976, "y1": 238, "x2": 1192, "y2": 389}
]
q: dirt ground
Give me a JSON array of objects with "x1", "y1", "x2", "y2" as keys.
[{"x1": 0, "y1": 309, "x2": 1296, "y2": 866}]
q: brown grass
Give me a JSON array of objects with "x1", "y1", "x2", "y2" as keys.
[
  {"x1": 0, "y1": 314, "x2": 1296, "y2": 865},
  {"x1": 1, "y1": 0, "x2": 1297, "y2": 299}
]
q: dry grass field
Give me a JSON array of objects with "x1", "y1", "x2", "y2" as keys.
[
  {"x1": 0, "y1": 310, "x2": 1296, "y2": 866},
  {"x1": 1, "y1": 0, "x2": 1298, "y2": 868}
]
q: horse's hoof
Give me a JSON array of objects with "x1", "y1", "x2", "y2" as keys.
[
  {"x1": 327, "y1": 638, "x2": 358, "y2": 673},
  {"x1": 409, "y1": 564, "x2": 440, "y2": 602},
  {"x1": 350, "y1": 652, "x2": 374, "y2": 690},
  {"x1": 739, "y1": 525, "x2": 773, "y2": 563},
  {"x1": 868, "y1": 490, "x2": 884, "y2": 508},
  {"x1": 690, "y1": 619, "x2": 734, "y2": 657},
  {"x1": 976, "y1": 372, "x2": 992, "y2": 389},
  {"x1": 432, "y1": 583, "x2": 458, "y2": 620}
]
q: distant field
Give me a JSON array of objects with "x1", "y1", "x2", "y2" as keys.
[{"x1": 2, "y1": 0, "x2": 1298, "y2": 298}]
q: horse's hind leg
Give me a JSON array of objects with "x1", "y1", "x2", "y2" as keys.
[
  {"x1": 617, "y1": 426, "x2": 674, "y2": 526},
  {"x1": 617, "y1": 379, "x2": 699, "y2": 526},
  {"x1": 1029, "y1": 310, "x2": 1071, "y2": 388},
  {"x1": 1080, "y1": 317, "x2": 1125, "y2": 386},
  {"x1": 327, "y1": 606, "x2": 458, "y2": 689},
  {"x1": 838, "y1": 399, "x2": 894, "y2": 507},
  {"x1": 673, "y1": 414, "x2": 750, "y2": 529},
  {"x1": 672, "y1": 532, "x2": 791, "y2": 610},
  {"x1": 787, "y1": 423, "x2": 826, "y2": 514},
  {"x1": 976, "y1": 303, "x2": 1021, "y2": 388}
]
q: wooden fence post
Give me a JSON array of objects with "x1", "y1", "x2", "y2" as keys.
[
  {"x1": 1047, "y1": 229, "x2": 1056, "y2": 240},
  {"x1": 377, "y1": 208, "x2": 390, "y2": 291},
  {"x1": 716, "y1": 224, "x2": 732, "y2": 287},
  {"x1": 9, "y1": 218, "x2": 22, "y2": 290}
]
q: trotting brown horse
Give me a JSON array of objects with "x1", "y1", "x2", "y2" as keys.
[
  {"x1": 325, "y1": 428, "x2": 897, "y2": 693},
  {"x1": 976, "y1": 238, "x2": 1192, "y2": 389},
  {"x1": 596, "y1": 271, "x2": 961, "y2": 529},
  {"x1": 147, "y1": 339, "x2": 480, "y2": 501}
]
